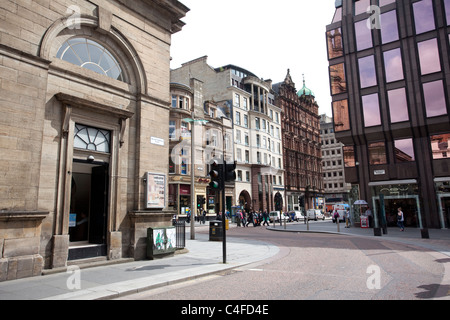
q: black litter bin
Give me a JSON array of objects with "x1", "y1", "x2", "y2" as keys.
[{"x1": 209, "y1": 220, "x2": 223, "y2": 241}]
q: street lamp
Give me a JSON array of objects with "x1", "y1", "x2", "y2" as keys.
[{"x1": 183, "y1": 114, "x2": 208, "y2": 240}]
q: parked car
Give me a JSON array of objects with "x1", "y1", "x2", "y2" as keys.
[
  {"x1": 269, "y1": 211, "x2": 280, "y2": 223},
  {"x1": 306, "y1": 209, "x2": 324, "y2": 221},
  {"x1": 288, "y1": 210, "x2": 303, "y2": 222}
]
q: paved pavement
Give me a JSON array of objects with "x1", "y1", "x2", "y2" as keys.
[{"x1": 0, "y1": 220, "x2": 449, "y2": 300}]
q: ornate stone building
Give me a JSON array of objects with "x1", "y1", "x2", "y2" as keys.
[
  {"x1": 273, "y1": 71, "x2": 323, "y2": 212},
  {"x1": 0, "y1": 0, "x2": 188, "y2": 281}
]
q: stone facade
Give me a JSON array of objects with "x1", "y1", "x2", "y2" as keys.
[{"x1": 0, "y1": 0, "x2": 188, "y2": 281}]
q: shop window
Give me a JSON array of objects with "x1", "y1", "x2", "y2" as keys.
[
  {"x1": 418, "y1": 38, "x2": 441, "y2": 75},
  {"x1": 380, "y1": 10, "x2": 399, "y2": 44},
  {"x1": 423, "y1": 80, "x2": 447, "y2": 117},
  {"x1": 57, "y1": 38, "x2": 124, "y2": 82},
  {"x1": 430, "y1": 133, "x2": 450, "y2": 159},
  {"x1": 330, "y1": 63, "x2": 347, "y2": 95},
  {"x1": 413, "y1": 0, "x2": 435, "y2": 34},
  {"x1": 394, "y1": 138, "x2": 415, "y2": 162},
  {"x1": 388, "y1": 87, "x2": 409, "y2": 123},
  {"x1": 332, "y1": 100, "x2": 350, "y2": 132},
  {"x1": 74, "y1": 124, "x2": 110, "y2": 153},
  {"x1": 368, "y1": 142, "x2": 387, "y2": 165},
  {"x1": 362, "y1": 93, "x2": 381, "y2": 127},
  {"x1": 358, "y1": 55, "x2": 377, "y2": 88},
  {"x1": 384, "y1": 48, "x2": 404, "y2": 83}
]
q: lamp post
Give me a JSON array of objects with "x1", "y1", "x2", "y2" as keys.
[{"x1": 183, "y1": 114, "x2": 208, "y2": 240}]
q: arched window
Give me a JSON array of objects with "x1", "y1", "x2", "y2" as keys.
[
  {"x1": 74, "y1": 124, "x2": 111, "y2": 153},
  {"x1": 56, "y1": 37, "x2": 124, "y2": 82}
]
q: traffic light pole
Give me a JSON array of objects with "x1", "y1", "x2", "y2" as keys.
[{"x1": 222, "y1": 160, "x2": 227, "y2": 264}]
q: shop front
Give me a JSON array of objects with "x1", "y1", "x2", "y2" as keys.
[
  {"x1": 435, "y1": 178, "x2": 450, "y2": 229},
  {"x1": 369, "y1": 180, "x2": 423, "y2": 229}
]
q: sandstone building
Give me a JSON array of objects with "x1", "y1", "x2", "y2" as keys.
[{"x1": 0, "y1": 0, "x2": 188, "y2": 281}]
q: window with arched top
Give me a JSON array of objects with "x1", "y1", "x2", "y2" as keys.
[
  {"x1": 56, "y1": 37, "x2": 124, "y2": 82},
  {"x1": 74, "y1": 124, "x2": 111, "y2": 153}
]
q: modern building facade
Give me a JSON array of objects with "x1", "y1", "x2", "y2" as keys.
[
  {"x1": 169, "y1": 80, "x2": 233, "y2": 220},
  {"x1": 327, "y1": 0, "x2": 450, "y2": 228},
  {"x1": 171, "y1": 57, "x2": 285, "y2": 214},
  {"x1": 273, "y1": 71, "x2": 324, "y2": 212},
  {"x1": 320, "y1": 114, "x2": 352, "y2": 211},
  {"x1": 0, "y1": 0, "x2": 188, "y2": 281}
]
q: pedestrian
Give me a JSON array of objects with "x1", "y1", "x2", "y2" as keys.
[
  {"x1": 345, "y1": 209, "x2": 351, "y2": 228},
  {"x1": 202, "y1": 208, "x2": 206, "y2": 224},
  {"x1": 397, "y1": 207, "x2": 405, "y2": 231},
  {"x1": 262, "y1": 210, "x2": 269, "y2": 226},
  {"x1": 333, "y1": 210, "x2": 340, "y2": 223}
]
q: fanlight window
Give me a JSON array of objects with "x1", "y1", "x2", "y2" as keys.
[
  {"x1": 57, "y1": 37, "x2": 124, "y2": 82},
  {"x1": 74, "y1": 124, "x2": 111, "y2": 153}
]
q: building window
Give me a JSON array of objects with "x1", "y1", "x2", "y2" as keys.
[
  {"x1": 358, "y1": 55, "x2": 377, "y2": 88},
  {"x1": 171, "y1": 95, "x2": 177, "y2": 108},
  {"x1": 333, "y1": 99, "x2": 350, "y2": 132},
  {"x1": 57, "y1": 38, "x2": 124, "y2": 82},
  {"x1": 235, "y1": 111, "x2": 241, "y2": 126},
  {"x1": 355, "y1": 19, "x2": 372, "y2": 51},
  {"x1": 368, "y1": 142, "x2": 387, "y2": 165},
  {"x1": 445, "y1": 0, "x2": 450, "y2": 26},
  {"x1": 234, "y1": 94, "x2": 240, "y2": 108},
  {"x1": 327, "y1": 27, "x2": 344, "y2": 59},
  {"x1": 74, "y1": 124, "x2": 110, "y2": 153},
  {"x1": 330, "y1": 63, "x2": 347, "y2": 95},
  {"x1": 388, "y1": 88, "x2": 409, "y2": 123},
  {"x1": 384, "y1": 48, "x2": 404, "y2": 83},
  {"x1": 430, "y1": 133, "x2": 450, "y2": 159},
  {"x1": 380, "y1": 10, "x2": 399, "y2": 44},
  {"x1": 362, "y1": 93, "x2": 381, "y2": 127},
  {"x1": 413, "y1": 0, "x2": 435, "y2": 34},
  {"x1": 418, "y1": 38, "x2": 441, "y2": 75},
  {"x1": 354, "y1": 0, "x2": 370, "y2": 16},
  {"x1": 394, "y1": 138, "x2": 415, "y2": 162},
  {"x1": 343, "y1": 146, "x2": 356, "y2": 167},
  {"x1": 423, "y1": 80, "x2": 447, "y2": 117},
  {"x1": 379, "y1": 0, "x2": 396, "y2": 6},
  {"x1": 169, "y1": 121, "x2": 176, "y2": 140},
  {"x1": 332, "y1": 6, "x2": 343, "y2": 23}
]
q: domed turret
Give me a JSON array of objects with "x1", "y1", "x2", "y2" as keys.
[{"x1": 297, "y1": 74, "x2": 315, "y2": 99}]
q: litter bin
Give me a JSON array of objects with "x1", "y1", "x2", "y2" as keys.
[{"x1": 209, "y1": 220, "x2": 223, "y2": 241}]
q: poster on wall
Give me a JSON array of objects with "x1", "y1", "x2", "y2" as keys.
[{"x1": 146, "y1": 172, "x2": 166, "y2": 209}]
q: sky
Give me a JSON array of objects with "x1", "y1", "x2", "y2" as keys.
[{"x1": 170, "y1": 0, "x2": 337, "y2": 116}]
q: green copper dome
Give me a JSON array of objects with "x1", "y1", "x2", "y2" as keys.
[{"x1": 297, "y1": 76, "x2": 315, "y2": 97}]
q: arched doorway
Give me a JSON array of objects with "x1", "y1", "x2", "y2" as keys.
[
  {"x1": 274, "y1": 192, "x2": 283, "y2": 211},
  {"x1": 239, "y1": 190, "x2": 252, "y2": 212}
]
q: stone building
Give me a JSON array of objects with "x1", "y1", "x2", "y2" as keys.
[
  {"x1": 171, "y1": 57, "x2": 285, "y2": 214},
  {"x1": 273, "y1": 71, "x2": 324, "y2": 212},
  {"x1": 0, "y1": 0, "x2": 188, "y2": 281}
]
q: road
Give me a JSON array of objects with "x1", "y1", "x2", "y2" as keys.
[{"x1": 119, "y1": 222, "x2": 449, "y2": 300}]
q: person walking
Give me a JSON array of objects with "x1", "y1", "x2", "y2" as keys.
[
  {"x1": 397, "y1": 207, "x2": 405, "y2": 231},
  {"x1": 262, "y1": 210, "x2": 269, "y2": 226},
  {"x1": 345, "y1": 209, "x2": 351, "y2": 228}
]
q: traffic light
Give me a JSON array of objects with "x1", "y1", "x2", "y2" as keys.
[
  {"x1": 209, "y1": 160, "x2": 224, "y2": 191},
  {"x1": 224, "y1": 161, "x2": 237, "y2": 182}
]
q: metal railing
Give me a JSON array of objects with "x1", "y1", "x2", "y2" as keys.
[{"x1": 174, "y1": 221, "x2": 186, "y2": 249}]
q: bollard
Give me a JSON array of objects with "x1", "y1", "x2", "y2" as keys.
[{"x1": 336, "y1": 219, "x2": 340, "y2": 232}]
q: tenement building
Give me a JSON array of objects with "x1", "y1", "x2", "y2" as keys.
[
  {"x1": 273, "y1": 71, "x2": 324, "y2": 212},
  {"x1": 320, "y1": 114, "x2": 351, "y2": 211},
  {"x1": 327, "y1": 0, "x2": 450, "y2": 229},
  {"x1": 171, "y1": 57, "x2": 285, "y2": 214},
  {"x1": 0, "y1": 0, "x2": 188, "y2": 281}
]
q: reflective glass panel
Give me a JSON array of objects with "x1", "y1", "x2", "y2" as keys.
[
  {"x1": 358, "y1": 55, "x2": 377, "y2": 88},
  {"x1": 354, "y1": 0, "x2": 370, "y2": 15},
  {"x1": 423, "y1": 80, "x2": 447, "y2": 117},
  {"x1": 394, "y1": 138, "x2": 415, "y2": 162},
  {"x1": 418, "y1": 39, "x2": 441, "y2": 75},
  {"x1": 369, "y1": 142, "x2": 387, "y2": 165},
  {"x1": 327, "y1": 28, "x2": 344, "y2": 59},
  {"x1": 362, "y1": 93, "x2": 381, "y2": 127},
  {"x1": 355, "y1": 20, "x2": 372, "y2": 51},
  {"x1": 380, "y1": 10, "x2": 399, "y2": 44},
  {"x1": 379, "y1": 0, "x2": 396, "y2": 6},
  {"x1": 343, "y1": 146, "x2": 356, "y2": 167},
  {"x1": 333, "y1": 100, "x2": 350, "y2": 132},
  {"x1": 384, "y1": 48, "x2": 404, "y2": 82},
  {"x1": 330, "y1": 63, "x2": 347, "y2": 95},
  {"x1": 430, "y1": 133, "x2": 450, "y2": 159},
  {"x1": 445, "y1": 0, "x2": 450, "y2": 26},
  {"x1": 413, "y1": 0, "x2": 435, "y2": 34},
  {"x1": 388, "y1": 87, "x2": 409, "y2": 123}
]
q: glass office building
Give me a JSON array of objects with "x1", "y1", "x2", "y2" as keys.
[{"x1": 327, "y1": 0, "x2": 450, "y2": 229}]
